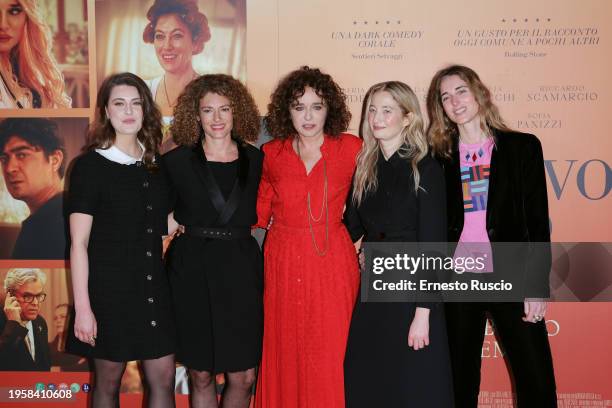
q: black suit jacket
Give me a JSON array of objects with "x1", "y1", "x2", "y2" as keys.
[
  {"x1": 0, "y1": 314, "x2": 51, "y2": 371},
  {"x1": 11, "y1": 193, "x2": 69, "y2": 260},
  {"x1": 438, "y1": 129, "x2": 552, "y2": 297},
  {"x1": 160, "y1": 141, "x2": 263, "y2": 228}
]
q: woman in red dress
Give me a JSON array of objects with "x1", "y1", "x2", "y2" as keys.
[{"x1": 255, "y1": 66, "x2": 362, "y2": 408}]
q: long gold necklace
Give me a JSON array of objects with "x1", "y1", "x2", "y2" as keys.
[
  {"x1": 296, "y1": 138, "x2": 329, "y2": 256},
  {"x1": 162, "y1": 72, "x2": 197, "y2": 108}
]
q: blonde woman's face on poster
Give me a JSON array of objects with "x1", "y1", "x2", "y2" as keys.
[
  {"x1": 53, "y1": 305, "x2": 69, "y2": 332},
  {"x1": 153, "y1": 13, "x2": 195, "y2": 75},
  {"x1": 0, "y1": 0, "x2": 27, "y2": 54}
]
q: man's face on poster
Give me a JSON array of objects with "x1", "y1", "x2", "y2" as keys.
[
  {"x1": 11, "y1": 279, "x2": 44, "y2": 322},
  {"x1": 0, "y1": 135, "x2": 63, "y2": 203}
]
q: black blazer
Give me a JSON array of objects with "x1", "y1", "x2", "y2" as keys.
[
  {"x1": 0, "y1": 314, "x2": 51, "y2": 371},
  {"x1": 438, "y1": 129, "x2": 551, "y2": 297},
  {"x1": 11, "y1": 193, "x2": 69, "y2": 260},
  {"x1": 161, "y1": 141, "x2": 263, "y2": 228}
]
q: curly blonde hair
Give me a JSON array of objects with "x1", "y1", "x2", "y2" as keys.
[
  {"x1": 171, "y1": 74, "x2": 261, "y2": 146},
  {"x1": 0, "y1": 0, "x2": 70, "y2": 108}
]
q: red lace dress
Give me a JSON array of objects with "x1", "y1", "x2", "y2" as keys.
[{"x1": 254, "y1": 134, "x2": 362, "y2": 408}]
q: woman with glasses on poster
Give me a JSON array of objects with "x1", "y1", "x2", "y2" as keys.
[
  {"x1": 0, "y1": 0, "x2": 71, "y2": 108},
  {"x1": 162, "y1": 74, "x2": 263, "y2": 408},
  {"x1": 255, "y1": 66, "x2": 362, "y2": 408},
  {"x1": 427, "y1": 64, "x2": 557, "y2": 407},
  {"x1": 68, "y1": 72, "x2": 176, "y2": 407},
  {"x1": 143, "y1": 0, "x2": 211, "y2": 111},
  {"x1": 343, "y1": 81, "x2": 454, "y2": 407}
]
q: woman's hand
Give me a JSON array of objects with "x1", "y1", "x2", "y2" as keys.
[
  {"x1": 74, "y1": 307, "x2": 97, "y2": 347},
  {"x1": 167, "y1": 212, "x2": 180, "y2": 235},
  {"x1": 162, "y1": 235, "x2": 173, "y2": 256},
  {"x1": 358, "y1": 249, "x2": 365, "y2": 271},
  {"x1": 162, "y1": 224, "x2": 185, "y2": 257},
  {"x1": 523, "y1": 298, "x2": 547, "y2": 323},
  {"x1": 408, "y1": 307, "x2": 430, "y2": 350},
  {"x1": 354, "y1": 240, "x2": 364, "y2": 270}
]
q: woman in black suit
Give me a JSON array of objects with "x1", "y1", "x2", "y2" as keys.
[
  {"x1": 343, "y1": 81, "x2": 453, "y2": 407},
  {"x1": 427, "y1": 65, "x2": 557, "y2": 407},
  {"x1": 162, "y1": 74, "x2": 263, "y2": 408}
]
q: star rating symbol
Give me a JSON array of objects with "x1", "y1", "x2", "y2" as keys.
[
  {"x1": 501, "y1": 17, "x2": 552, "y2": 23},
  {"x1": 351, "y1": 19, "x2": 401, "y2": 25}
]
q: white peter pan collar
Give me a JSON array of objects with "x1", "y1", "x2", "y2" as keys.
[{"x1": 96, "y1": 140, "x2": 145, "y2": 165}]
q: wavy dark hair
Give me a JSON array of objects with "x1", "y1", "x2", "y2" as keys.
[
  {"x1": 426, "y1": 64, "x2": 511, "y2": 158},
  {"x1": 171, "y1": 74, "x2": 261, "y2": 146},
  {"x1": 87, "y1": 72, "x2": 162, "y2": 170},
  {"x1": 143, "y1": 0, "x2": 211, "y2": 55},
  {"x1": 264, "y1": 66, "x2": 351, "y2": 139}
]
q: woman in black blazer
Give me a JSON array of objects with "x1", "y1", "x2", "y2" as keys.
[
  {"x1": 426, "y1": 65, "x2": 557, "y2": 407},
  {"x1": 162, "y1": 74, "x2": 263, "y2": 408}
]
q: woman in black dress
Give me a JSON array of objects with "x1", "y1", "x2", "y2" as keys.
[
  {"x1": 427, "y1": 64, "x2": 556, "y2": 407},
  {"x1": 343, "y1": 81, "x2": 454, "y2": 407},
  {"x1": 162, "y1": 74, "x2": 263, "y2": 408},
  {"x1": 69, "y1": 72, "x2": 176, "y2": 407}
]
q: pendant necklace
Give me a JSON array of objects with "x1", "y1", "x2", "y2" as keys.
[
  {"x1": 297, "y1": 138, "x2": 329, "y2": 256},
  {"x1": 162, "y1": 72, "x2": 197, "y2": 108}
]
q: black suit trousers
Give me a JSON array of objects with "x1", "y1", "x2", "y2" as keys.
[{"x1": 445, "y1": 302, "x2": 557, "y2": 408}]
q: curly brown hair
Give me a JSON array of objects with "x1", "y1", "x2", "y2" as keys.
[
  {"x1": 265, "y1": 66, "x2": 351, "y2": 139},
  {"x1": 171, "y1": 74, "x2": 261, "y2": 146},
  {"x1": 87, "y1": 73, "x2": 162, "y2": 170},
  {"x1": 143, "y1": 0, "x2": 211, "y2": 55}
]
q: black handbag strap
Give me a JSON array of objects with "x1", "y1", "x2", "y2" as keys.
[{"x1": 191, "y1": 141, "x2": 250, "y2": 227}]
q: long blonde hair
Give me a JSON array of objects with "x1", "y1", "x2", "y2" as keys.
[
  {"x1": 0, "y1": 0, "x2": 70, "y2": 108},
  {"x1": 426, "y1": 65, "x2": 510, "y2": 158},
  {"x1": 352, "y1": 81, "x2": 428, "y2": 206}
]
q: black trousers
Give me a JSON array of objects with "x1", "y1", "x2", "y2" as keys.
[{"x1": 445, "y1": 302, "x2": 557, "y2": 408}]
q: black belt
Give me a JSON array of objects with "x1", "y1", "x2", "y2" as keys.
[{"x1": 184, "y1": 226, "x2": 251, "y2": 240}]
